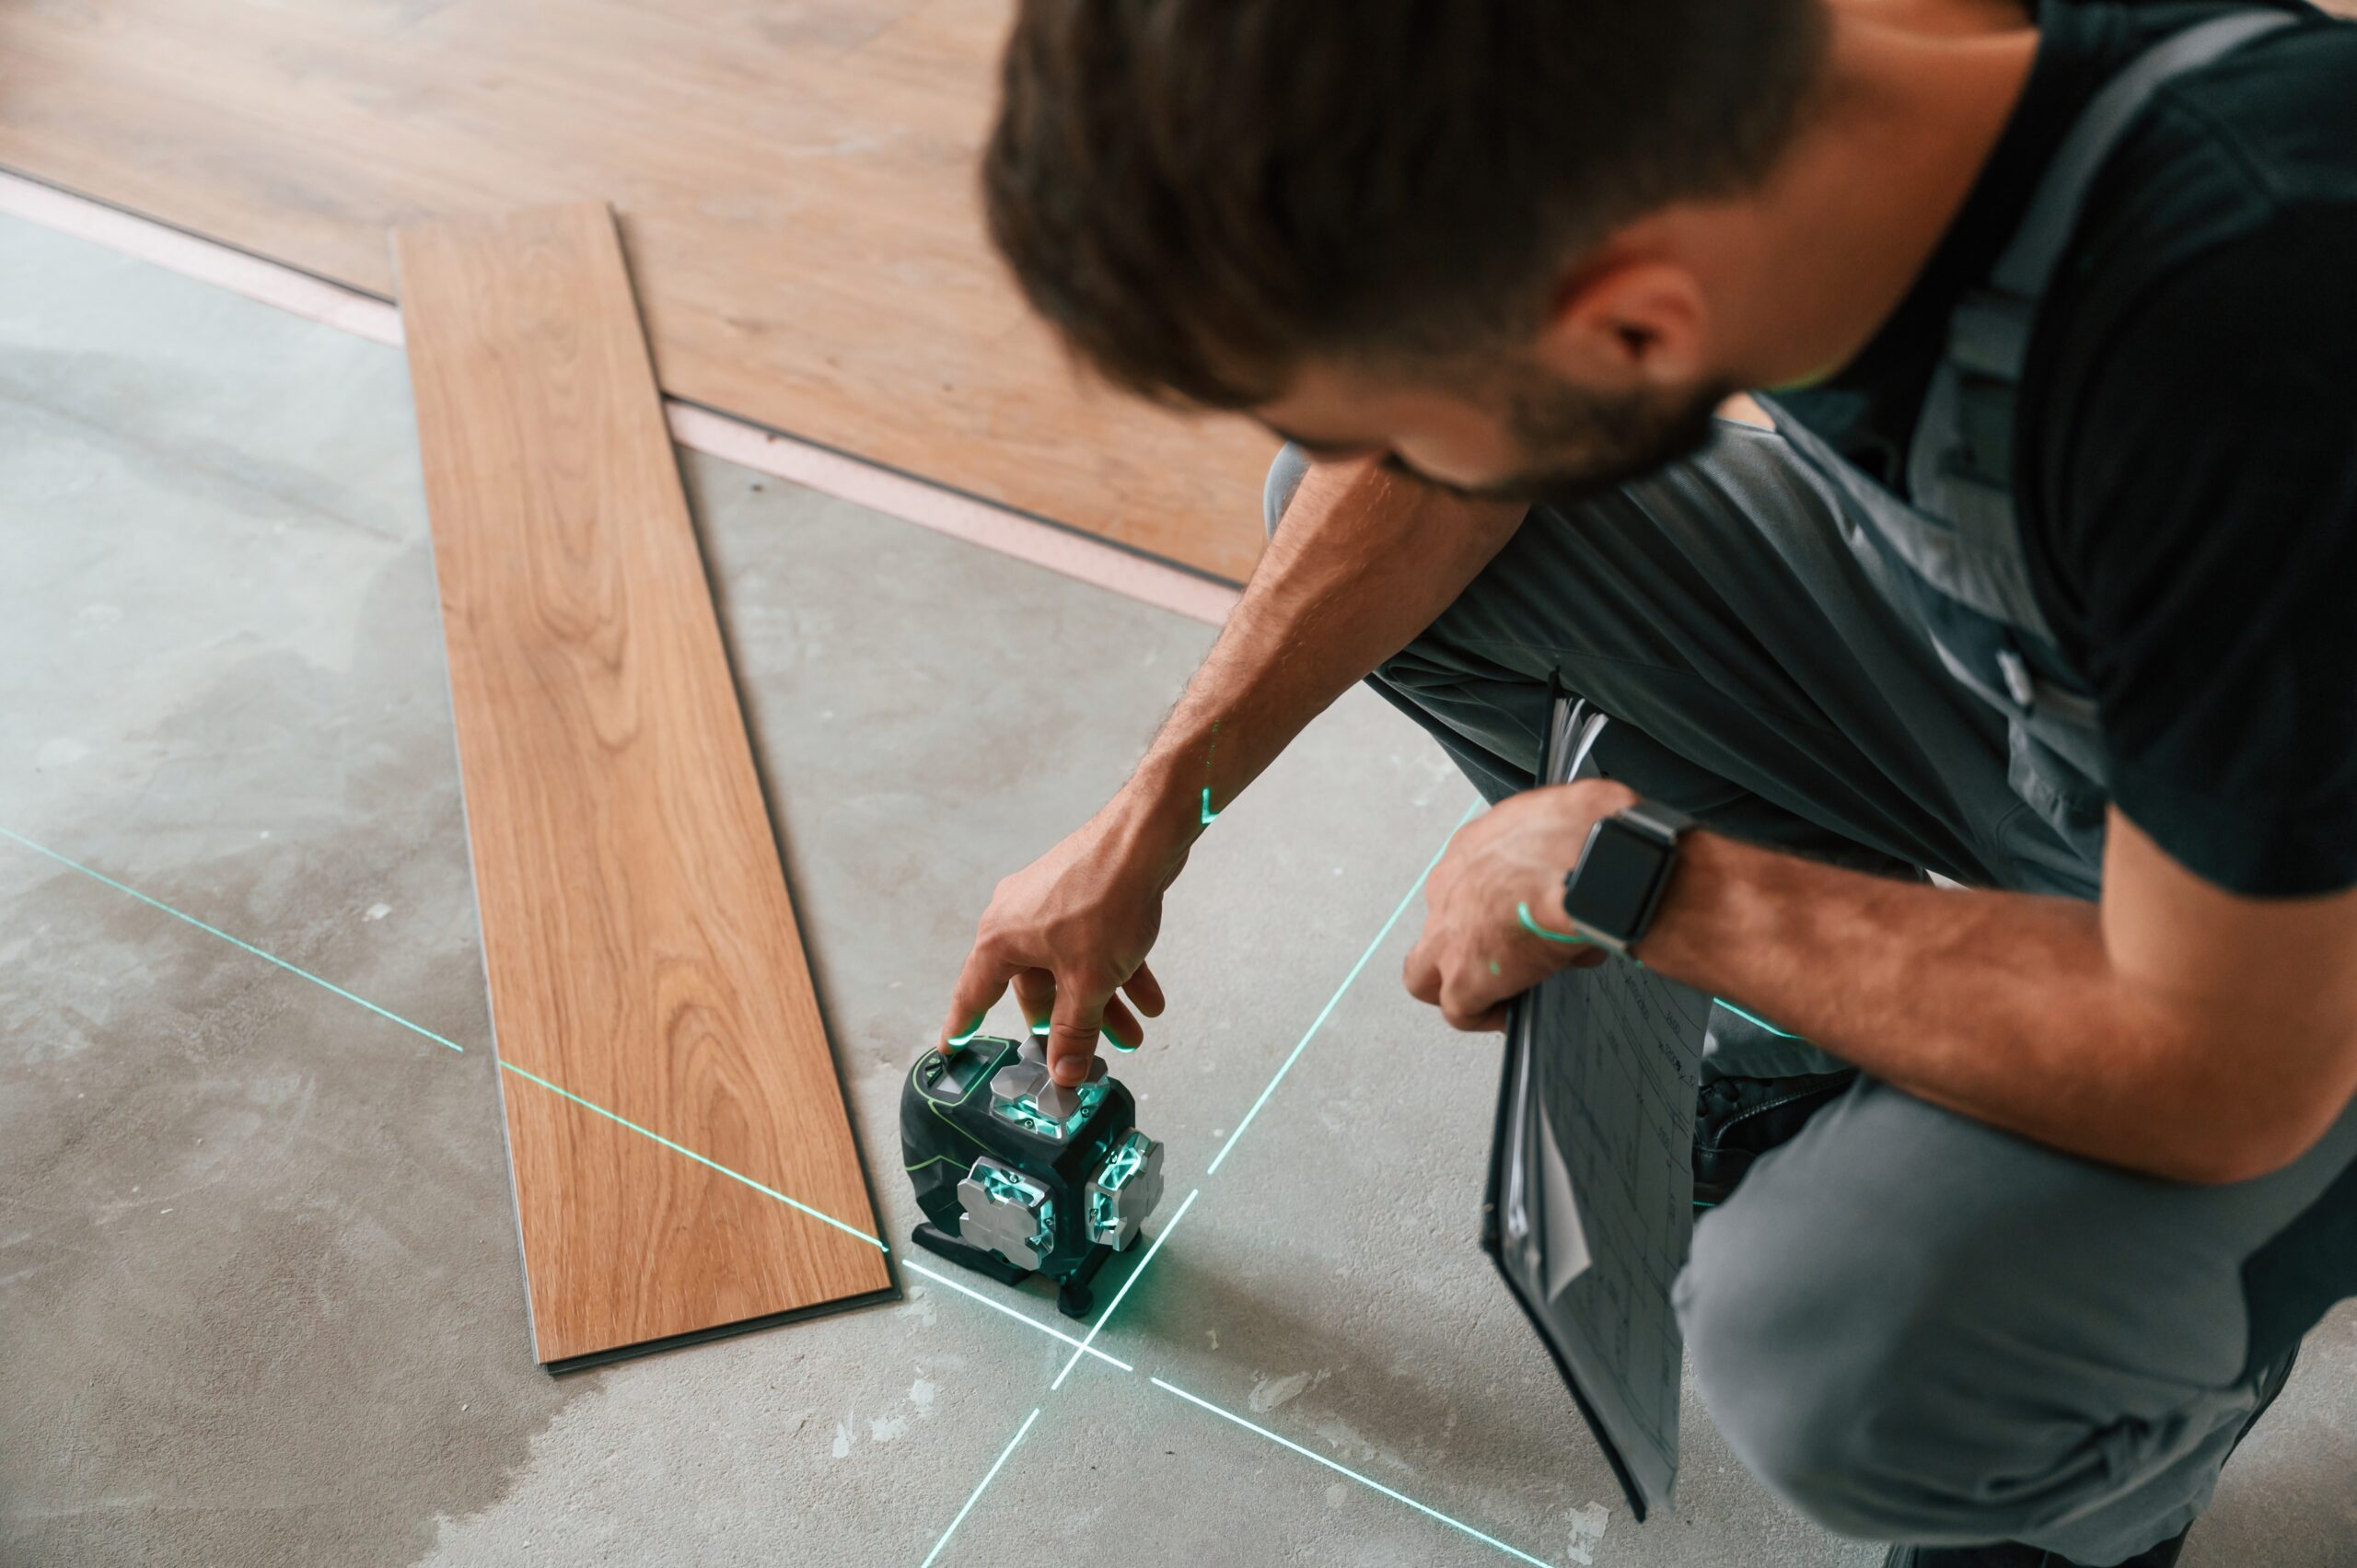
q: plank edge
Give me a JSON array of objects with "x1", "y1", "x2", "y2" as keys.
[{"x1": 540, "y1": 1283, "x2": 904, "y2": 1376}]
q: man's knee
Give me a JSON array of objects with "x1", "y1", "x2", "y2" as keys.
[
  {"x1": 1676, "y1": 1170, "x2": 2061, "y2": 1542},
  {"x1": 1263, "y1": 442, "x2": 1311, "y2": 540},
  {"x1": 1679, "y1": 1201, "x2": 1910, "y2": 1536}
]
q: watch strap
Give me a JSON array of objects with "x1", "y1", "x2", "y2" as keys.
[{"x1": 1617, "y1": 800, "x2": 1693, "y2": 842}]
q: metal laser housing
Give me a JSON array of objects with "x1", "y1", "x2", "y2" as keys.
[{"x1": 901, "y1": 1034, "x2": 1165, "y2": 1318}]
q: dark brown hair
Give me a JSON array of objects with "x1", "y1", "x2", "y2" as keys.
[{"x1": 983, "y1": 0, "x2": 1829, "y2": 408}]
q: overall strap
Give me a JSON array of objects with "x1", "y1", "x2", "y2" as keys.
[
  {"x1": 1950, "y1": 8, "x2": 2298, "y2": 383},
  {"x1": 1906, "y1": 6, "x2": 2299, "y2": 650}
]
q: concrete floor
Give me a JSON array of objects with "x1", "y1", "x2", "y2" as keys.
[{"x1": 1, "y1": 212, "x2": 2348, "y2": 1568}]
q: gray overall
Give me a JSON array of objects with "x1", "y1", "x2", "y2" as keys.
[
  {"x1": 1263, "y1": 10, "x2": 2357, "y2": 1559},
  {"x1": 1761, "y1": 10, "x2": 2299, "y2": 902}
]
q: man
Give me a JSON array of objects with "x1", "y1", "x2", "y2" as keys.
[{"x1": 942, "y1": 0, "x2": 2357, "y2": 1562}]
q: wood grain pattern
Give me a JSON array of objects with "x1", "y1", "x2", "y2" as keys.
[
  {"x1": 0, "y1": 0, "x2": 1274, "y2": 581},
  {"x1": 396, "y1": 202, "x2": 890, "y2": 1370}
]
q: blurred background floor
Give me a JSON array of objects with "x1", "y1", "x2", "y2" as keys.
[
  {"x1": 0, "y1": 0, "x2": 1274, "y2": 579},
  {"x1": 1, "y1": 210, "x2": 2347, "y2": 1568}
]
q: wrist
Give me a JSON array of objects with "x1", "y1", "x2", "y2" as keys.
[
  {"x1": 1570, "y1": 778, "x2": 1642, "y2": 823},
  {"x1": 1636, "y1": 829, "x2": 1745, "y2": 968},
  {"x1": 1108, "y1": 758, "x2": 1206, "y2": 881}
]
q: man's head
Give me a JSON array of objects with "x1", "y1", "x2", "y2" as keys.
[{"x1": 982, "y1": 0, "x2": 1829, "y2": 499}]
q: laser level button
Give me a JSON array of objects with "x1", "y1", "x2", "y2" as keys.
[{"x1": 991, "y1": 1062, "x2": 1044, "y2": 1109}]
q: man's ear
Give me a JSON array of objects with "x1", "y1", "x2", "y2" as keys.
[{"x1": 1529, "y1": 258, "x2": 1710, "y2": 388}]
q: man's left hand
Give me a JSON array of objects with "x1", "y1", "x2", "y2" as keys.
[{"x1": 1403, "y1": 779, "x2": 1639, "y2": 1030}]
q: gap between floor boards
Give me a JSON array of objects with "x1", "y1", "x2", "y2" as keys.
[{"x1": 0, "y1": 167, "x2": 1242, "y2": 628}]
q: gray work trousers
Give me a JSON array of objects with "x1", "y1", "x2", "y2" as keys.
[{"x1": 1266, "y1": 427, "x2": 2357, "y2": 1563}]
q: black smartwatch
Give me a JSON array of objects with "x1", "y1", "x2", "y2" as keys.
[{"x1": 1560, "y1": 800, "x2": 1693, "y2": 956}]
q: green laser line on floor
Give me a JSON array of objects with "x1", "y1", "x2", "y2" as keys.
[
  {"x1": 900, "y1": 1260, "x2": 1131, "y2": 1371},
  {"x1": 0, "y1": 824, "x2": 465, "y2": 1053},
  {"x1": 6, "y1": 822, "x2": 1162, "y2": 1375},
  {"x1": 1049, "y1": 1186, "x2": 1199, "y2": 1389},
  {"x1": 917, "y1": 1406, "x2": 1041, "y2": 1568},
  {"x1": 19, "y1": 811, "x2": 1565, "y2": 1567},
  {"x1": 918, "y1": 800, "x2": 1488, "y2": 1565},
  {"x1": 914, "y1": 1181, "x2": 1201, "y2": 1564},
  {"x1": 1151, "y1": 1376, "x2": 1556, "y2": 1568},
  {"x1": 494, "y1": 1058, "x2": 885, "y2": 1251},
  {"x1": 1206, "y1": 796, "x2": 1479, "y2": 1175}
]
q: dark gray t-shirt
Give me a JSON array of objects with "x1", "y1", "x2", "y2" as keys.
[{"x1": 1774, "y1": 0, "x2": 2357, "y2": 896}]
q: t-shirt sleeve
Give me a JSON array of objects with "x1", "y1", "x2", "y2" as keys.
[{"x1": 2041, "y1": 209, "x2": 2357, "y2": 897}]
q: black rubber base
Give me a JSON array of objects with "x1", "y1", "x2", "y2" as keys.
[
  {"x1": 1055, "y1": 1238, "x2": 1115, "y2": 1318},
  {"x1": 911, "y1": 1223, "x2": 1121, "y2": 1319}
]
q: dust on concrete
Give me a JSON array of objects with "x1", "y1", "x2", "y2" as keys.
[
  {"x1": 1, "y1": 460, "x2": 580, "y2": 1562},
  {"x1": 1, "y1": 827, "x2": 578, "y2": 1567}
]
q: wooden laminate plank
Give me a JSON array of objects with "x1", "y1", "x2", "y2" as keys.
[
  {"x1": 0, "y1": 0, "x2": 1274, "y2": 581},
  {"x1": 394, "y1": 202, "x2": 890, "y2": 1369}
]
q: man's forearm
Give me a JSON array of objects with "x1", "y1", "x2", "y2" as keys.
[
  {"x1": 1643, "y1": 832, "x2": 2306, "y2": 1183},
  {"x1": 1118, "y1": 458, "x2": 1523, "y2": 843},
  {"x1": 937, "y1": 454, "x2": 1525, "y2": 1067}
]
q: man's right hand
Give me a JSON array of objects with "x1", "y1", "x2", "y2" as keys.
[
  {"x1": 935, "y1": 454, "x2": 1527, "y2": 1092},
  {"x1": 937, "y1": 790, "x2": 1185, "y2": 1088}
]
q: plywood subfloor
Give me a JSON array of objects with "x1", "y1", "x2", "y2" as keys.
[
  {"x1": 396, "y1": 201, "x2": 890, "y2": 1369},
  {"x1": 0, "y1": 0, "x2": 1273, "y2": 582}
]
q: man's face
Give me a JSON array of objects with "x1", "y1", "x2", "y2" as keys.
[{"x1": 1256, "y1": 354, "x2": 1729, "y2": 505}]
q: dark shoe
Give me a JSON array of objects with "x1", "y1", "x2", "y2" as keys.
[
  {"x1": 1882, "y1": 1539, "x2": 2177, "y2": 1567},
  {"x1": 1879, "y1": 1344, "x2": 2300, "y2": 1568},
  {"x1": 1692, "y1": 1070, "x2": 1858, "y2": 1206},
  {"x1": 1884, "y1": 1546, "x2": 2107, "y2": 1567}
]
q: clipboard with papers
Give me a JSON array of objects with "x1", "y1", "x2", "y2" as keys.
[{"x1": 1479, "y1": 691, "x2": 1716, "y2": 1520}]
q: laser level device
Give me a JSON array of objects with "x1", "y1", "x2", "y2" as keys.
[{"x1": 900, "y1": 1034, "x2": 1166, "y2": 1318}]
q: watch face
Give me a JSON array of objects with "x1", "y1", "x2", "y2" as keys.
[{"x1": 1564, "y1": 821, "x2": 1669, "y2": 937}]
